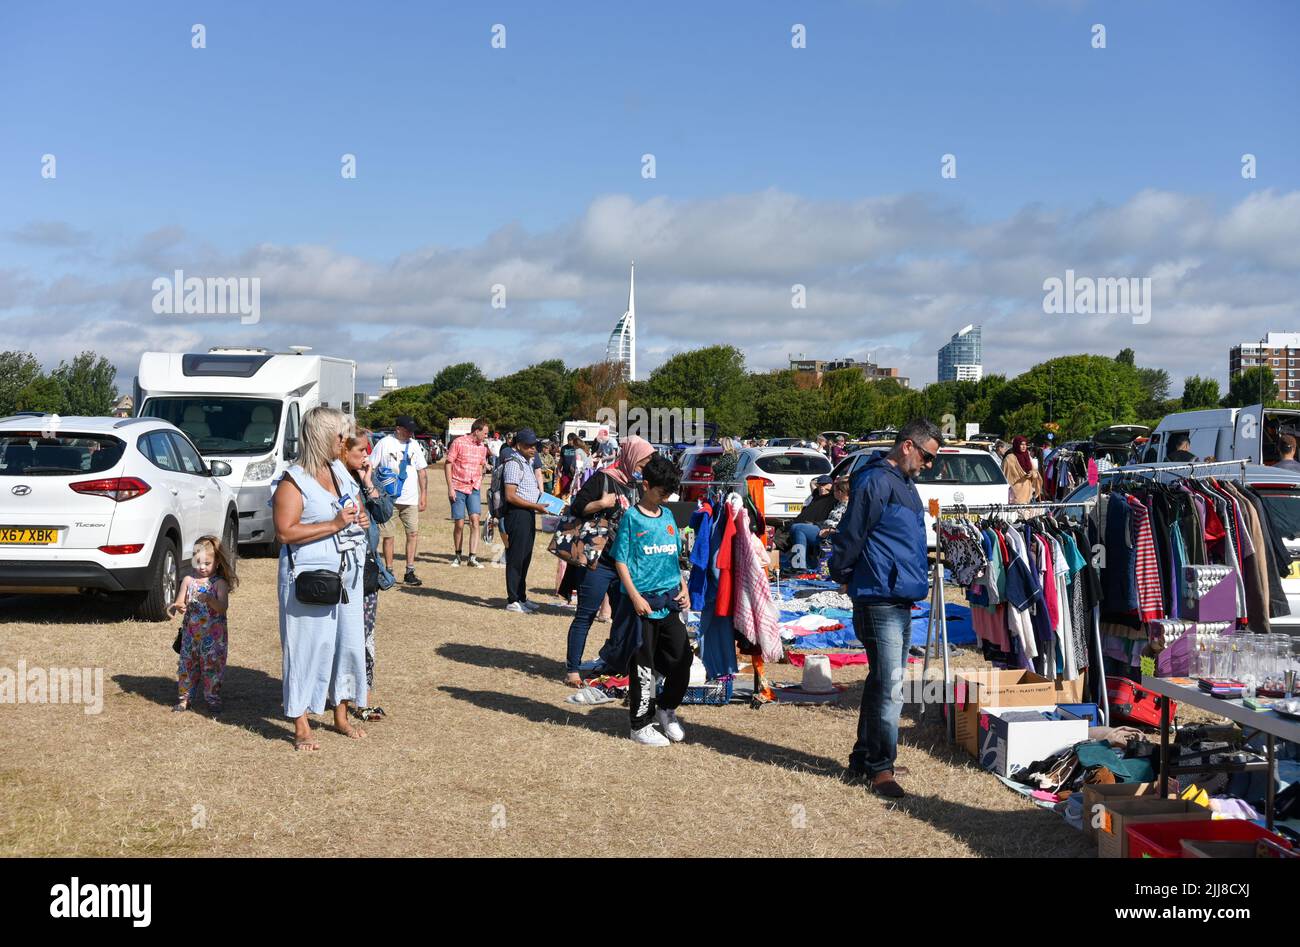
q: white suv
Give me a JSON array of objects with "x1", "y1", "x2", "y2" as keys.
[
  {"x1": 0, "y1": 414, "x2": 239, "y2": 620},
  {"x1": 734, "y1": 447, "x2": 833, "y2": 521}
]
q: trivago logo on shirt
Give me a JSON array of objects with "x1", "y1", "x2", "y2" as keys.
[{"x1": 642, "y1": 542, "x2": 678, "y2": 555}]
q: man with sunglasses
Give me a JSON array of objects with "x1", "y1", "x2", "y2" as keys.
[{"x1": 831, "y1": 418, "x2": 942, "y2": 799}]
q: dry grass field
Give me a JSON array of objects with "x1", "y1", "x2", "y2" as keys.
[{"x1": 0, "y1": 474, "x2": 1094, "y2": 857}]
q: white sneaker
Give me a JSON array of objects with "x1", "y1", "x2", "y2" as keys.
[
  {"x1": 521, "y1": 601, "x2": 541, "y2": 612},
  {"x1": 630, "y1": 724, "x2": 670, "y2": 746},
  {"x1": 466, "y1": 556, "x2": 484, "y2": 568},
  {"x1": 505, "y1": 602, "x2": 529, "y2": 614},
  {"x1": 450, "y1": 555, "x2": 462, "y2": 568},
  {"x1": 655, "y1": 707, "x2": 686, "y2": 742}
]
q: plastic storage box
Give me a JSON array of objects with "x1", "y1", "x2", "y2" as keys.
[{"x1": 1125, "y1": 819, "x2": 1295, "y2": 858}]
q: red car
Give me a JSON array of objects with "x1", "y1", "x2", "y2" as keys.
[{"x1": 678, "y1": 446, "x2": 723, "y2": 501}]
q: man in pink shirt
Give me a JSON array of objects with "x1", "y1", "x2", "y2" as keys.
[{"x1": 444, "y1": 417, "x2": 491, "y2": 567}]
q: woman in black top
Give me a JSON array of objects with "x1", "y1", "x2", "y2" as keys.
[{"x1": 562, "y1": 436, "x2": 656, "y2": 686}]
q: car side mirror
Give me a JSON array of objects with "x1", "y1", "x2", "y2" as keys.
[
  {"x1": 209, "y1": 461, "x2": 232, "y2": 478},
  {"x1": 284, "y1": 437, "x2": 298, "y2": 461}
]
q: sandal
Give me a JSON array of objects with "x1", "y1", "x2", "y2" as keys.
[
  {"x1": 564, "y1": 673, "x2": 583, "y2": 688},
  {"x1": 171, "y1": 701, "x2": 189, "y2": 713},
  {"x1": 354, "y1": 707, "x2": 386, "y2": 722}
]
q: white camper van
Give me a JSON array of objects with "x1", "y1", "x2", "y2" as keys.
[
  {"x1": 1145, "y1": 404, "x2": 1300, "y2": 466},
  {"x1": 135, "y1": 347, "x2": 357, "y2": 551}
]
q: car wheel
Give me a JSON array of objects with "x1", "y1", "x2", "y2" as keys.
[
  {"x1": 134, "y1": 535, "x2": 179, "y2": 622},
  {"x1": 223, "y1": 516, "x2": 239, "y2": 569}
]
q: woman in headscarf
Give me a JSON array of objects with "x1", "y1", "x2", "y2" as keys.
[
  {"x1": 560, "y1": 435, "x2": 656, "y2": 686},
  {"x1": 1002, "y1": 435, "x2": 1043, "y2": 504}
]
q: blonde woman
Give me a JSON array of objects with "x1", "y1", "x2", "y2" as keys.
[
  {"x1": 712, "y1": 436, "x2": 741, "y2": 487},
  {"x1": 272, "y1": 406, "x2": 370, "y2": 751}
]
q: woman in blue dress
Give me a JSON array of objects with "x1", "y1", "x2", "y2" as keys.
[{"x1": 272, "y1": 406, "x2": 370, "y2": 751}]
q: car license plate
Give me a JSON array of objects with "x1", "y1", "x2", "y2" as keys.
[
  {"x1": 0, "y1": 527, "x2": 58, "y2": 545},
  {"x1": 787, "y1": 504, "x2": 803, "y2": 514}
]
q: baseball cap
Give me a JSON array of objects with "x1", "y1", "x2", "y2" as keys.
[
  {"x1": 514, "y1": 428, "x2": 539, "y2": 446},
  {"x1": 814, "y1": 474, "x2": 833, "y2": 486},
  {"x1": 395, "y1": 415, "x2": 419, "y2": 434}
]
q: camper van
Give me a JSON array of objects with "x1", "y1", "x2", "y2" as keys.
[
  {"x1": 1145, "y1": 404, "x2": 1300, "y2": 466},
  {"x1": 135, "y1": 347, "x2": 357, "y2": 551},
  {"x1": 559, "y1": 420, "x2": 618, "y2": 448}
]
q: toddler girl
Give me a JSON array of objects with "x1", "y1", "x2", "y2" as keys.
[{"x1": 169, "y1": 535, "x2": 237, "y2": 713}]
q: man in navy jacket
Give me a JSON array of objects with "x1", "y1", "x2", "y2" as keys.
[{"x1": 831, "y1": 419, "x2": 942, "y2": 798}]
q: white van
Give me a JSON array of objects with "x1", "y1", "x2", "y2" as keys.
[
  {"x1": 1145, "y1": 404, "x2": 1300, "y2": 466},
  {"x1": 135, "y1": 347, "x2": 357, "y2": 551}
]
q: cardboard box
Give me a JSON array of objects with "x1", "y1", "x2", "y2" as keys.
[
  {"x1": 977, "y1": 705, "x2": 1090, "y2": 778},
  {"x1": 1096, "y1": 798, "x2": 1211, "y2": 859},
  {"x1": 1081, "y1": 781, "x2": 1168, "y2": 843},
  {"x1": 953, "y1": 669, "x2": 1054, "y2": 757},
  {"x1": 1054, "y1": 675, "x2": 1086, "y2": 704}
]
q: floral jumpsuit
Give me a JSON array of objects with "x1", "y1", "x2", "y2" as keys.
[{"x1": 177, "y1": 579, "x2": 228, "y2": 707}]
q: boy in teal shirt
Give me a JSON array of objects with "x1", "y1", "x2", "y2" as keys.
[{"x1": 611, "y1": 454, "x2": 692, "y2": 746}]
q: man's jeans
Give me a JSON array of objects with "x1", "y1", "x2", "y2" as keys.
[
  {"x1": 849, "y1": 601, "x2": 912, "y2": 775},
  {"x1": 788, "y1": 522, "x2": 824, "y2": 569}
]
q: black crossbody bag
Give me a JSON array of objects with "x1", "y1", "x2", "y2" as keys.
[{"x1": 286, "y1": 467, "x2": 351, "y2": 606}]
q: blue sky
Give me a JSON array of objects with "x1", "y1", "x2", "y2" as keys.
[{"x1": 1, "y1": 0, "x2": 1298, "y2": 392}]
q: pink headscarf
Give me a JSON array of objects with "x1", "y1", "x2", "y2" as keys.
[{"x1": 604, "y1": 435, "x2": 655, "y2": 485}]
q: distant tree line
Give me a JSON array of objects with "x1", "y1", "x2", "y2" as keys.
[{"x1": 359, "y1": 345, "x2": 1282, "y2": 444}]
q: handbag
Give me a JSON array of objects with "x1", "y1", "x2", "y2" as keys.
[
  {"x1": 286, "y1": 466, "x2": 351, "y2": 606},
  {"x1": 548, "y1": 493, "x2": 624, "y2": 568},
  {"x1": 363, "y1": 551, "x2": 396, "y2": 595}
]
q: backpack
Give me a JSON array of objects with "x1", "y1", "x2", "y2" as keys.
[
  {"x1": 376, "y1": 440, "x2": 412, "y2": 499},
  {"x1": 489, "y1": 452, "x2": 529, "y2": 518}
]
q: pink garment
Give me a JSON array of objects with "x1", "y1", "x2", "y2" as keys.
[
  {"x1": 787, "y1": 652, "x2": 868, "y2": 668},
  {"x1": 730, "y1": 508, "x2": 783, "y2": 662},
  {"x1": 971, "y1": 604, "x2": 1010, "y2": 651},
  {"x1": 1036, "y1": 534, "x2": 1059, "y2": 630}
]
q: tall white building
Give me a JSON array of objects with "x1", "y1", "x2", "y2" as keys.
[{"x1": 605, "y1": 262, "x2": 636, "y2": 381}]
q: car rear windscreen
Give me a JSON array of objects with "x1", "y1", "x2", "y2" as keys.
[
  {"x1": 687, "y1": 453, "x2": 721, "y2": 469},
  {"x1": 0, "y1": 433, "x2": 126, "y2": 475},
  {"x1": 755, "y1": 454, "x2": 832, "y2": 476},
  {"x1": 917, "y1": 453, "x2": 1005, "y2": 484}
]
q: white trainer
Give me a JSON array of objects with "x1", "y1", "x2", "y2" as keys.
[
  {"x1": 505, "y1": 602, "x2": 529, "y2": 614},
  {"x1": 655, "y1": 707, "x2": 686, "y2": 742},
  {"x1": 630, "y1": 724, "x2": 671, "y2": 746}
]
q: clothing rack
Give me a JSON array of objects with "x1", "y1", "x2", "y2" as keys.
[
  {"x1": 1116, "y1": 459, "x2": 1248, "y2": 479},
  {"x1": 924, "y1": 497, "x2": 1108, "y2": 734}
]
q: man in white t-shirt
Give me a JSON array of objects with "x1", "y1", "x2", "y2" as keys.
[{"x1": 373, "y1": 415, "x2": 429, "y2": 585}]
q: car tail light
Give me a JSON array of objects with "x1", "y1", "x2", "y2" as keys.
[
  {"x1": 98, "y1": 544, "x2": 145, "y2": 555},
  {"x1": 70, "y1": 477, "x2": 151, "y2": 501},
  {"x1": 749, "y1": 477, "x2": 776, "y2": 488}
]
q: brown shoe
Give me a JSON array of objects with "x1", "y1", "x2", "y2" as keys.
[
  {"x1": 870, "y1": 773, "x2": 906, "y2": 799},
  {"x1": 892, "y1": 765, "x2": 910, "y2": 777}
]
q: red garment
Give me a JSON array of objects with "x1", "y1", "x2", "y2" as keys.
[
  {"x1": 714, "y1": 503, "x2": 739, "y2": 617},
  {"x1": 1126, "y1": 496, "x2": 1163, "y2": 621},
  {"x1": 786, "y1": 652, "x2": 868, "y2": 668}
]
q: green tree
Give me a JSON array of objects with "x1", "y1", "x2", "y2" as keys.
[
  {"x1": 51, "y1": 352, "x2": 117, "y2": 416},
  {"x1": 430, "y1": 363, "x2": 488, "y2": 398},
  {"x1": 1223, "y1": 366, "x2": 1280, "y2": 408},
  {"x1": 1001, "y1": 403, "x2": 1045, "y2": 440},
  {"x1": 15, "y1": 376, "x2": 66, "y2": 413},
  {"x1": 749, "y1": 370, "x2": 824, "y2": 438},
  {"x1": 646, "y1": 345, "x2": 755, "y2": 436},
  {"x1": 1181, "y1": 375, "x2": 1221, "y2": 410},
  {"x1": 1115, "y1": 348, "x2": 1136, "y2": 367},
  {"x1": 991, "y1": 355, "x2": 1144, "y2": 440},
  {"x1": 0, "y1": 352, "x2": 44, "y2": 415}
]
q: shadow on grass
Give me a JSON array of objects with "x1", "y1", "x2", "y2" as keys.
[
  {"x1": 437, "y1": 642, "x2": 568, "y2": 680},
  {"x1": 439, "y1": 685, "x2": 846, "y2": 777},
  {"x1": 114, "y1": 666, "x2": 294, "y2": 746},
  {"x1": 399, "y1": 585, "x2": 506, "y2": 609},
  {"x1": 0, "y1": 593, "x2": 139, "y2": 626}
]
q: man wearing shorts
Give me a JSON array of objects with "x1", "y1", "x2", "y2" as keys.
[
  {"x1": 374, "y1": 415, "x2": 429, "y2": 585},
  {"x1": 444, "y1": 417, "x2": 490, "y2": 568}
]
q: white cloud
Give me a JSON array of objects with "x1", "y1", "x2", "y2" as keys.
[{"x1": 3, "y1": 187, "x2": 1298, "y2": 394}]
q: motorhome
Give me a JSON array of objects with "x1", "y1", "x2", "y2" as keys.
[
  {"x1": 1145, "y1": 405, "x2": 1300, "y2": 466},
  {"x1": 559, "y1": 420, "x2": 618, "y2": 448},
  {"x1": 135, "y1": 347, "x2": 357, "y2": 551}
]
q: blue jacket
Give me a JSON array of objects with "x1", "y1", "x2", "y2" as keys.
[{"x1": 830, "y1": 454, "x2": 929, "y2": 603}]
